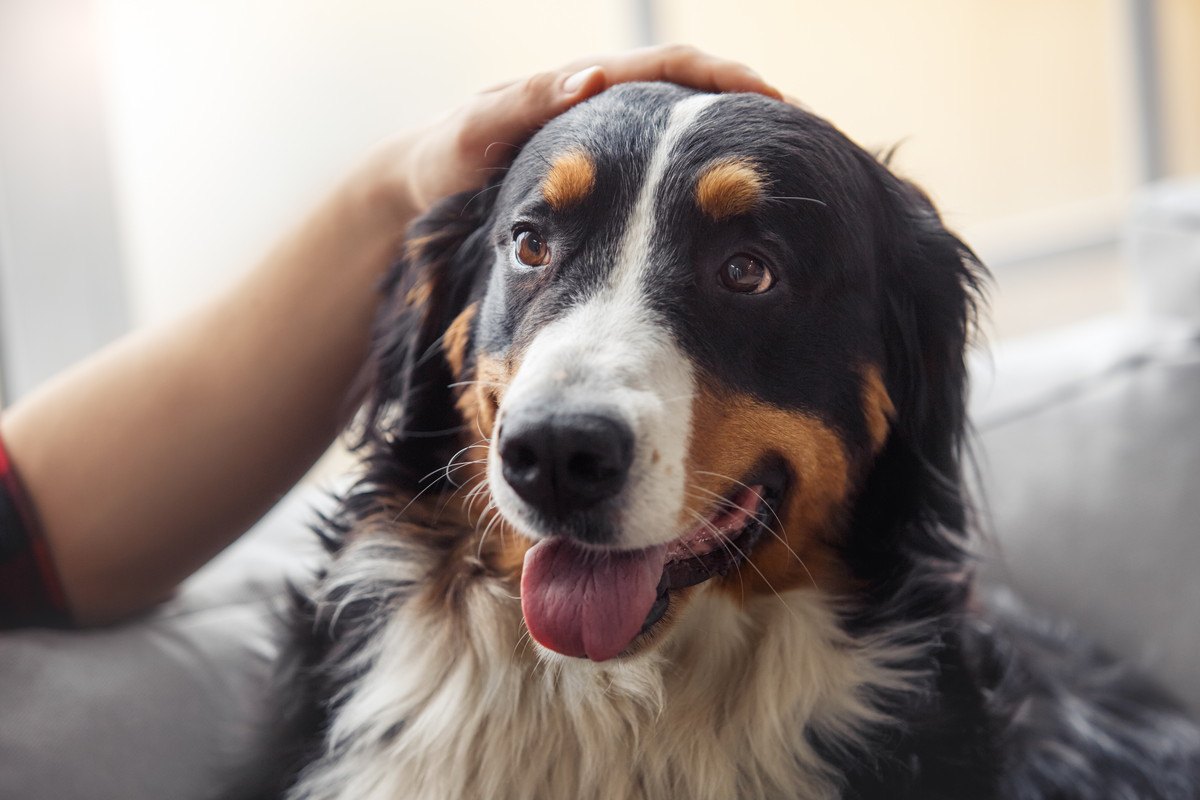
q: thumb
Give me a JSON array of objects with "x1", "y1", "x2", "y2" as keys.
[
  {"x1": 460, "y1": 66, "x2": 607, "y2": 169},
  {"x1": 560, "y1": 64, "x2": 606, "y2": 100}
]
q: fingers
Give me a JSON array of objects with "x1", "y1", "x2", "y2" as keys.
[
  {"x1": 457, "y1": 68, "x2": 602, "y2": 168},
  {"x1": 401, "y1": 46, "x2": 784, "y2": 212},
  {"x1": 459, "y1": 45, "x2": 779, "y2": 166},
  {"x1": 576, "y1": 44, "x2": 782, "y2": 100}
]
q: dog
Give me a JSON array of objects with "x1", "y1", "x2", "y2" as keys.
[{"x1": 278, "y1": 83, "x2": 1200, "y2": 799}]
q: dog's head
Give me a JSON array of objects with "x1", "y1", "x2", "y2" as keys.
[{"x1": 365, "y1": 83, "x2": 982, "y2": 662}]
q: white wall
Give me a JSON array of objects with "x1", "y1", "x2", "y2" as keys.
[
  {"x1": 93, "y1": 0, "x2": 637, "y2": 326},
  {"x1": 657, "y1": 0, "x2": 1143, "y2": 265},
  {"x1": 5, "y1": 1, "x2": 1196, "y2": 370},
  {"x1": 0, "y1": 0, "x2": 129, "y2": 400}
]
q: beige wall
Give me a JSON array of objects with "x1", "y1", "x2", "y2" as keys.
[
  {"x1": 1161, "y1": 0, "x2": 1200, "y2": 176},
  {"x1": 90, "y1": 1, "x2": 1196, "y2": 325},
  {"x1": 94, "y1": 0, "x2": 635, "y2": 325},
  {"x1": 658, "y1": 0, "x2": 1145, "y2": 260}
]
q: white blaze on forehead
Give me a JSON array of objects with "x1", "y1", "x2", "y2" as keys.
[
  {"x1": 492, "y1": 92, "x2": 722, "y2": 550},
  {"x1": 611, "y1": 92, "x2": 721, "y2": 298}
]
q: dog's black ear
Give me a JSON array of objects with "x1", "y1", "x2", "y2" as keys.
[
  {"x1": 357, "y1": 185, "x2": 498, "y2": 482},
  {"x1": 855, "y1": 171, "x2": 987, "y2": 569},
  {"x1": 883, "y1": 179, "x2": 984, "y2": 500}
]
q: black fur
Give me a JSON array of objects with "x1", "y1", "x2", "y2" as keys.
[{"x1": 278, "y1": 83, "x2": 1200, "y2": 799}]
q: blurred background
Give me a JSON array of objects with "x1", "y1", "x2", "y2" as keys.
[
  {"x1": 0, "y1": 0, "x2": 1197, "y2": 400},
  {"x1": 2, "y1": 5, "x2": 1200, "y2": 786}
]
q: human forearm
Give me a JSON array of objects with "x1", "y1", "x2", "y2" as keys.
[
  {"x1": 1, "y1": 166, "x2": 408, "y2": 623},
  {"x1": 0, "y1": 46, "x2": 780, "y2": 625}
]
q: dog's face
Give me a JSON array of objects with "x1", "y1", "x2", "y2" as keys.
[{"x1": 377, "y1": 83, "x2": 978, "y2": 664}]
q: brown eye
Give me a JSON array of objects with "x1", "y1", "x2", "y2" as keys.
[
  {"x1": 718, "y1": 253, "x2": 774, "y2": 294},
  {"x1": 513, "y1": 228, "x2": 551, "y2": 268}
]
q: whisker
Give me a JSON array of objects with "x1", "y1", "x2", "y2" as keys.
[
  {"x1": 513, "y1": 625, "x2": 536, "y2": 662},
  {"x1": 474, "y1": 503, "x2": 494, "y2": 558},
  {"x1": 442, "y1": 472, "x2": 488, "y2": 517},
  {"x1": 467, "y1": 481, "x2": 494, "y2": 522},
  {"x1": 685, "y1": 486, "x2": 739, "y2": 510},
  {"x1": 680, "y1": 511, "x2": 723, "y2": 582},
  {"x1": 419, "y1": 438, "x2": 489, "y2": 485},
  {"x1": 688, "y1": 478, "x2": 819, "y2": 591},
  {"x1": 721, "y1": 529, "x2": 801, "y2": 623},
  {"x1": 388, "y1": 479, "x2": 445, "y2": 524},
  {"x1": 483, "y1": 140, "x2": 521, "y2": 160},
  {"x1": 417, "y1": 456, "x2": 486, "y2": 488},
  {"x1": 390, "y1": 439, "x2": 489, "y2": 523},
  {"x1": 685, "y1": 508, "x2": 748, "y2": 601},
  {"x1": 684, "y1": 509, "x2": 802, "y2": 620},
  {"x1": 694, "y1": 470, "x2": 788, "y2": 541},
  {"x1": 460, "y1": 183, "x2": 503, "y2": 214},
  {"x1": 414, "y1": 328, "x2": 457, "y2": 368},
  {"x1": 464, "y1": 475, "x2": 490, "y2": 505},
  {"x1": 764, "y1": 195, "x2": 828, "y2": 208},
  {"x1": 474, "y1": 415, "x2": 490, "y2": 444},
  {"x1": 432, "y1": 473, "x2": 483, "y2": 523},
  {"x1": 476, "y1": 502, "x2": 504, "y2": 559},
  {"x1": 441, "y1": 460, "x2": 488, "y2": 492}
]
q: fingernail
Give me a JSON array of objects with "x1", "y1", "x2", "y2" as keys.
[{"x1": 563, "y1": 65, "x2": 601, "y2": 94}]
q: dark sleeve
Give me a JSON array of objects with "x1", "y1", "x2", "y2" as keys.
[{"x1": 0, "y1": 428, "x2": 71, "y2": 628}]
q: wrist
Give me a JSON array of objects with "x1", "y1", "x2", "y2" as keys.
[{"x1": 345, "y1": 132, "x2": 425, "y2": 252}]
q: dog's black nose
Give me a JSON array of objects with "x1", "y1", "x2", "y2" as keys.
[{"x1": 499, "y1": 410, "x2": 634, "y2": 518}]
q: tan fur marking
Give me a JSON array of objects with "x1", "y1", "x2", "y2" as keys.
[
  {"x1": 541, "y1": 150, "x2": 596, "y2": 210},
  {"x1": 860, "y1": 364, "x2": 895, "y2": 452},
  {"x1": 684, "y1": 384, "x2": 853, "y2": 597},
  {"x1": 443, "y1": 303, "x2": 479, "y2": 378},
  {"x1": 358, "y1": 495, "x2": 512, "y2": 624},
  {"x1": 403, "y1": 233, "x2": 438, "y2": 262},
  {"x1": 447, "y1": 345, "x2": 542, "y2": 582},
  {"x1": 695, "y1": 158, "x2": 764, "y2": 221},
  {"x1": 455, "y1": 352, "x2": 507, "y2": 444},
  {"x1": 405, "y1": 280, "x2": 433, "y2": 307},
  {"x1": 450, "y1": 350, "x2": 515, "y2": 525}
]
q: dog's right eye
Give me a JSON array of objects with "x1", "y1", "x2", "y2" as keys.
[
  {"x1": 513, "y1": 227, "x2": 551, "y2": 268},
  {"x1": 718, "y1": 253, "x2": 774, "y2": 294}
]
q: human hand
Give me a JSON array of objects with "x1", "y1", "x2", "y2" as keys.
[{"x1": 367, "y1": 45, "x2": 781, "y2": 217}]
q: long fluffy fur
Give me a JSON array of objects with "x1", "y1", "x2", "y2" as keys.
[
  {"x1": 288, "y1": 524, "x2": 925, "y2": 800},
  {"x1": 274, "y1": 84, "x2": 1200, "y2": 800}
]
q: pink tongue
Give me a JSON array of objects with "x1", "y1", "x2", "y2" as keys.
[{"x1": 521, "y1": 538, "x2": 667, "y2": 662}]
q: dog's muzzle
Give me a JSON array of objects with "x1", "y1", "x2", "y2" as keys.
[{"x1": 498, "y1": 407, "x2": 634, "y2": 537}]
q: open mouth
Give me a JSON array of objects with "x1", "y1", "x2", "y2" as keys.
[
  {"x1": 520, "y1": 468, "x2": 784, "y2": 662},
  {"x1": 641, "y1": 480, "x2": 776, "y2": 635}
]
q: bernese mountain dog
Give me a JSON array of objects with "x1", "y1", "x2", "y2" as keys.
[{"x1": 277, "y1": 83, "x2": 1200, "y2": 799}]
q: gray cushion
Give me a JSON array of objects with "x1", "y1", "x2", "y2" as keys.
[
  {"x1": 0, "y1": 487, "x2": 326, "y2": 800},
  {"x1": 972, "y1": 316, "x2": 1200, "y2": 711}
]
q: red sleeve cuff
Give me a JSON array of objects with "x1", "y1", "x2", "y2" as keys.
[{"x1": 0, "y1": 428, "x2": 71, "y2": 628}]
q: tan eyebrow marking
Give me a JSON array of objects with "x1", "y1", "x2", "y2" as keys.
[
  {"x1": 541, "y1": 149, "x2": 596, "y2": 210},
  {"x1": 443, "y1": 302, "x2": 479, "y2": 378},
  {"x1": 404, "y1": 279, "x2": 433, "y2": 307},
  {"x1": 695, "y1": 158, "x2": 765, "y2": 221},
  {"x1": 859, "y1": 363, "x2": 895, "y2": 452}
]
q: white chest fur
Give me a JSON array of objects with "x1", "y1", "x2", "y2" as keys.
[{"x1": 288, "y1": 539, "x2": 915, "y2": 800}]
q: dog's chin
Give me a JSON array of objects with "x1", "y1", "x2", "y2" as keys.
[{"x1": 509, "y1": 466, "x2": 786, "y2": 663}]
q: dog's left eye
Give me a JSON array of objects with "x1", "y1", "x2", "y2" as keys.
[
  {"x1": 718, "y1": 254, "x2": 774, "y2": 294},
  {"x1": 513, "y1": 227, "x2": 551, "y2": 268}
]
